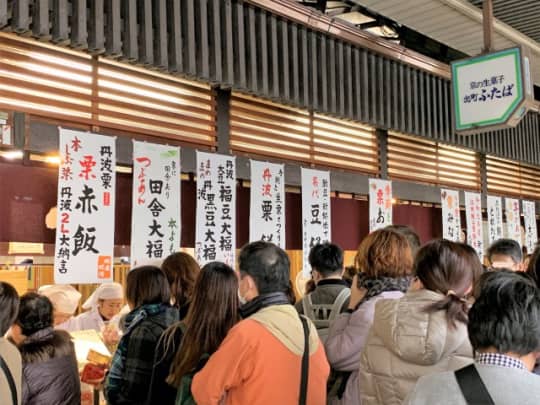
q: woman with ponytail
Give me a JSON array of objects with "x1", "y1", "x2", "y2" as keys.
[{"x1": 358, "y1": 240, "x2": 482, "y2": 405}]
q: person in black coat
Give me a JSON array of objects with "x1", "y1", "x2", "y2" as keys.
[
  {"x1": 146, "y1": 322, "x2": 185, "y2": 405},
  {"x1": 10, "y1": 293, "x2": 80, "y2": 405}
]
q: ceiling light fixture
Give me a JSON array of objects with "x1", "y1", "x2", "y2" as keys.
[{"x1": 1, "y1": 150, "x2": 23, "y2": 160}]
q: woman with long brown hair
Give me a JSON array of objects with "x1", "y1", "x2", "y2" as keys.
[
  {"x1": 146, "y1": 261, "x2": 239, "y2": 405},
  {"x1": 161, "y1": 252, "x2": 201, "y2": 320}
]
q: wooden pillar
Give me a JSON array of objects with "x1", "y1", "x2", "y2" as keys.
[{"x1": 482, "y1": 0, "x2": 494, "y2": 53}]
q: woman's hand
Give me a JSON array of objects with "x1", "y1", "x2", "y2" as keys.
[
  {"x1": 348, "y1": 275, "x2": 367, "y2": 311},
  {"x1": 102, "y1": 325, "x2": 121, "y2": 346}
]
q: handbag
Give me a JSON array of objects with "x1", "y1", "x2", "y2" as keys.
[
  {"x1": 454, "y1": 364, "x2": 495, "y2": 405},
  {"x1": 0, "y1": 354, "x2": 18, "y2": 405},
  {"x1": 299, "y1": 315, "x2": 310, "y2": 405}
]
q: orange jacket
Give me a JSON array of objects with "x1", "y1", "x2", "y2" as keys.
[{"x1": 192, "y1": 305, "x2": 330, "y2": 405}]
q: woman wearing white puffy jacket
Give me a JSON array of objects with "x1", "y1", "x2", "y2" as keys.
[{"x1": 358, "y1": 240, "x2": 482, "y2": 405}]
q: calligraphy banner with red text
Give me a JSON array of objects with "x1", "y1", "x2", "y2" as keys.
[
  {"x1": 249, "y1": 160, "x2": 285, "y2": 249},
  {"x1": 369, "y1": 179, "x2": 392, "y2": 232},
  {"x1": 441, "y1": 189, "x2": 461, "y2": 242},
  {"x1": 55, "y1": 129, "x2": 116, "y2": 284},
  {"x1": 505, "y1": 198, "x2": 521, "y2": 246},
  {"x1": 465, "y1": 192, "x2": 484, "y2": 261},
  {"x1": 131, "y1": 141, "x2": 180, "y2": 266},
  {"x1": 301, "y1": 168, "x2": 331, "y2": 277},
  {"x1": 195, "y1": 152, "x2": 236, "y2": 267}
]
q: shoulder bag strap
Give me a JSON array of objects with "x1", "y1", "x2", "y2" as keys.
[
  {"x1": 329, "y1": 288, "x2": 351, "y2": 318},
  {"x1": 454, "y1": 364, "x2": 495, "y2": 405},
  {"x1": 299, "y1": 315, "x2": 310, "y2": 405},
  {"x1": 0, "y1": 354, "x2": 17, "y2": 405},
  {"x1": 302, "y1": 294, "x2": 313, "y2": 318}
]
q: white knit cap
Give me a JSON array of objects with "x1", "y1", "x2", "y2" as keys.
[
  {"x1": 38, "y1": 284, "x2": 82, "y2": 315},
  {"x1": 82, "y1": 282, "x2": 124, "y2": 310}
]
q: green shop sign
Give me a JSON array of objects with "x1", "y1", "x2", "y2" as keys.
[{"x1": 451, "y1": 47, "x2": 532, "y2": 134}]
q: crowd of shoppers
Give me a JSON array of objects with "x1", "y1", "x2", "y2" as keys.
[{"x1": 1, "y1": 228, "x2": 540, "y2": 405}]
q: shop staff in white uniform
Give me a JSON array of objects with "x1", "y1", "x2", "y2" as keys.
[
  {"x1": 59, "y1": 282, "x2": 124, "y2": 332},
  {"x1": 38, "y1": 284, "x2": 82, "y2": 326}
]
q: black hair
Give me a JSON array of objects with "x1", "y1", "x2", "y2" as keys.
[
  {"x1": 126, "y1": 265, "x2": 171, "y2": 308},
  {"x1": 17, "y1": 293, "x2": 53, "y2": 336},
  {"x1": 469, "y1": 270, "x2": 540, "y2": 355},
  {"x1": 526, "y1": 246, "x2": 540, "y2": 287},
  {"x1": 238, "y1": 241, "x2": 290, "y2": 294},
  {"x1": 486, "y1": 238, "x2": 522, "y2": 264},
  {"x1": 308, "y1": 242, "x2": 343, "y2": 278},
  {"x1": 0, "y1": 282, "x2": 19, "y2": 335},
  {"x1": 385, "y1": 225, "x2": 421, "y2": 256}
]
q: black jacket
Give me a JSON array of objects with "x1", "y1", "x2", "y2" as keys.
[
  {"x1": 146, "y1": 323, "x2": 185, "y2": 405},
  {"x1": 105, "y1": 305, "x2": 179, "y2": 405},
  {"x1": 19, "y1": 327, "x2": 80, "y2": 405}
]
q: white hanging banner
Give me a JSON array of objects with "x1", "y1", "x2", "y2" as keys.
[
  {"x1": 369, "y1": 179, "x2": 392, "y2": 232},
  {"x1": 131, "y1": 141, "x2": 181, "y2": 266},
  {"x1": 486, "y1": 196, "x2": 504, "y2": 245},
  {"x1": 523, "y1": 200, "x2": 537, "y2": 254},
  {"x1": 441, "y1": 189, "x2": 461, "y2": 242},
  {"x1": 249, "y1": 160, "x2": 285, "y2": 249},
  {"x1": 195, "y1": 152, "x2": 236, "y2": 267},
  {"x1": 505, "y1": 198, "x2": 521, "y2": 245},
  {"x1": 465, "y1": 192, "x2": 484, "y2": 260},
  {"x1": 301, "y1": 168, "x2": 331, "y2": 277},
  {"x1": 54, "y1": 129, "x2": 116, "y2": 284}
]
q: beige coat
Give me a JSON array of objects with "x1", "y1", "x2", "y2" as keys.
[
  {"x1": 0, "y1": 338, "x2": 22, "y2": 405},
  {"x1": 358, "y1": 289, "x2": 473, "y2": 405}
]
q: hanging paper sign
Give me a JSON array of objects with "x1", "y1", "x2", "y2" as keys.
[
  {"x1": 486, "y1": 196, "x2": 504, "y2": 245},
  {"x1": 523, "y1": 200, "x2": 537, "y2": 254},
  {"x1": 465, "y1": 192, "x2": 484, "y2": 260},
  {"x1": 441, "y1": 189, "x2": 461, "y2": 242},
  {"x1": 249, "y1": 160, "x2": 285, "y2": 249},
  {"x1": 369, "y1": 179, "x2": 392, "y2": 232},
  {"x1": 302, "y1": 168, "x2": 331, "y2": 277},
  {"x1": 195, "y1": 152, "x2": 236, "y2": 267},
  {"x1": 505, "y1": 198, "x2": 521, "y2": 245},
  {"x1": 130, "y1": 141, "x2": 180, "y2": 266},
  {"x1": 54, "y1": 129, "x2": 116, "y2": 284}
]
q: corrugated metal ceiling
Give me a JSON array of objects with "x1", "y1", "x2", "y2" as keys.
[
  {"x1": 352, "y1": 0, "x2": 540, "y2": 84},
  {"x1": 469, "y1": 0, "x2": 540, "y2": 44}
]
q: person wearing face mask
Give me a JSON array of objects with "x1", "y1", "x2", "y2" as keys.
[
  {"x1": 192, "y1": 241, "x2": 330, "y2": 405},
  {"x1": 59, "y1": 282, "x2": 124, "y2": 333}
]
